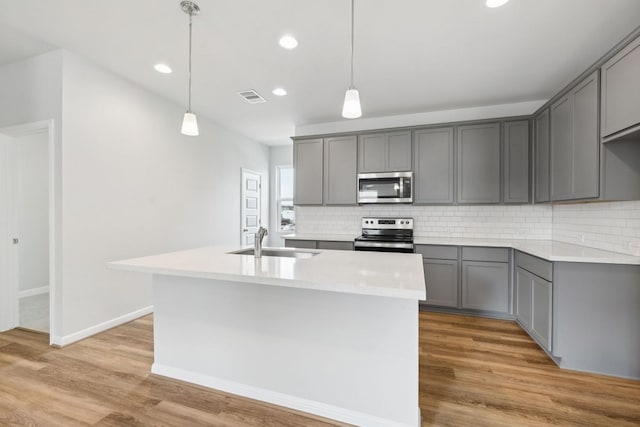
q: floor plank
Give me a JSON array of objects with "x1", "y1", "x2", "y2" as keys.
[{"x1": 0, "y1": 311, "x2": 638, "y2": 426}]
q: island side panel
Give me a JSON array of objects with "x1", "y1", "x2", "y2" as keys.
[
  {"x1": 151, "y1": 274, "x2": 420, "y2": 427},
  {"x1": 553, "y1": 262, "x2": 640, "y2": 379}
]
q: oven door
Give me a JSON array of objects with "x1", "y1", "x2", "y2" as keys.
[
  {"x1": 357, "y1": 172, "x2": 413, "y2": 204},
  {"x1": 353, "y1": 240, "x2": 414, "y2": 253}
]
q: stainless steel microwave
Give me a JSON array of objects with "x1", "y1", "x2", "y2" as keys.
[{"x1": 357, "y1": 171, "x2": 413, "y2": 204}]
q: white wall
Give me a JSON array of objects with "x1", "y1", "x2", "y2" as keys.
[
  {"x1": 0, "y1": 51, "x2": 62, "y2": 334},
  {"x1": 0, "y1": 134, "x2": 12, "y2": 331},
  {"x1": 269, "y1": 144, "x2": 293, "y2": 247},
  {"x1": 58, "y1": 51, "x2": 269, "y2": 341},
  {"x1": 16, "y1": 132, "x2": 49, "y2": 291}
]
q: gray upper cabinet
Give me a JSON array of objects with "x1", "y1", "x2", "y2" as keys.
[
  {"x1": 503, "y1": 120, "x2": 530, "y2": 203},
  {"x1": 414, "y1": 127, "x2": 455, "y2": 204},
  {"x1": 358, "y1": 131, "x2": 412, "y2": 172},
  {"x1": 534, "y1": 109, "x2": 551, "y2": 203},
  {"x1": 293, "y1": 138, "x2": 323, "y2": 205},
  {"x1": 323, "y1": 136, "x2": 358, "y2": 205},
  {"x1": 457, "y1": 123, "x2": 501, "y2": 204},
  {"x1": 550, "y1": 71, "x2": 599, "y2": 201},
  {"x1": 601, "y1": 34, "x2": 640, "y2": 139}
]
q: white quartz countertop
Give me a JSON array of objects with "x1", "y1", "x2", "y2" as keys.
[
  {"x1": 109, "y1": 246, "x2": 426, "y2": 300},
  {"x1": 414, "y1": 237, "x2": 640, "y2": 265},
  {"x1": 282, "y1": 233, "x2": 358, "y2": 242}
]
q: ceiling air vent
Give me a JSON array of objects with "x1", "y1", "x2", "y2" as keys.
[{"x1": 238, "y1": 89, "x2": 267, "y2": 104}]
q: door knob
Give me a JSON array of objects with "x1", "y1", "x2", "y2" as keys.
[{"x1": 243, "y1": 229, "x2": 248, "y2": 232}]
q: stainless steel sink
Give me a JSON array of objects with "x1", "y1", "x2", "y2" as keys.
[{"x1": 229, "y1": 248, "x2": 320, "y2": 259}]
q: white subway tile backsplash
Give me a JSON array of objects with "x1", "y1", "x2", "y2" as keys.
[
  {"x1": 296, "y1": 205, "x2": 553, "y2": 240},
  {"x1": 552, "y1": 200, "x2": 640, "y2": 256}
]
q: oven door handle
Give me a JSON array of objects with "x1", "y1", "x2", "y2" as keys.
[{"x1": 354, "y1": 241, "x2": 414, "y2": 250}]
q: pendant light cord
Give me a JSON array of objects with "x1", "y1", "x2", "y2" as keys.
[
  {"x1": 188, "y1": 12, "x2": 193, "y2": 112},
  {"x1": 350, "y1": 0, "x2": 355, "y2": 89}
]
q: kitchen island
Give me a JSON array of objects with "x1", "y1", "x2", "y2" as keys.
[{"x1": 109, "y1": 246, "x2": 426, "y2": 427}]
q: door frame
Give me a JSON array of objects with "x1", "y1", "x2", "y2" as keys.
[
  {"x1": 240, "y1": 168, "x2": 263, "y2": 246},
  {"x1": 0, "y1": 120, "x2": 57, "y2": 342}
]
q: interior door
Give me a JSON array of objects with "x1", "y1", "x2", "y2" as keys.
[{"x1": 241, "y1": 169, "x2": 262, "y2": 246}]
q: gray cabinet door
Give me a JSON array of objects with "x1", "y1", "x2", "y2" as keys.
[
  {"x1": 572, "y1": 71, "x2": 599, "y2": 200},
  {"x1": 461, "y1": 261, "x2": 509, "y2": 313},
  {"x1": 323, "y1": 136, "x2": 357, "y2": 205},
  {"x1": 358, "y1": 133, "x2": 386, "y2": 172},
  {"x1": 423, "y1": 259, "x2": 458, "y2": 308},
  {"x1": 293, "y1": 139, "x2": 323, "y2": 205},
  {"x1": 550, "y1": 94, "x2": 574, "y2": 201},
  {"x1": 457, "y1": 123, "x2": 501, "y2": 204},
  {"x1": 358, "y1": 131, "x2": 412, "y2": 172},
  {"x1": 601, "y1": 34, "x2": 640, "y2": 138},
  {"x1": 317, "y1": 240, "x2": 354, "y2": 250},
  {"x1": 515, "y1": 267, "x2": 533, "y2": 329},
  {"x1": 534, "y1": 109, "x2": 550, "y2": 203},
  {"x1": 414, "y1": 127, "x2": 455, "y2": 204},
  {"x1": 284, "y1": 239, "x2": 317, "y2": 249},
  {"x1": 503, "y1": 120, "x2": 530, "y2": 203},
  {"x1": 531, "y1": 275, "x2": 552, "y2": 352},
  {"x1": 550, "y1": 71, "x2": 599, "y2": 201},
  {"x1": 387, "y1": 131, "x2": 412, "y2": 171}
]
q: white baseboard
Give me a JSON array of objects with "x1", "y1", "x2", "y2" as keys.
[
  {"x1": 51, "y1": 305, "x2": 153, "y2": 347},
  {"x1": 151, "y1": 363, "x2": 419, "y2": 427},
  {"x1": 19, "y1": 286, "x2": 49, "y2": 298}
]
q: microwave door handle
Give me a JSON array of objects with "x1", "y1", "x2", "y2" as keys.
[{"x1": 399, "y1": 177, "x2": 404, "y2": 197}]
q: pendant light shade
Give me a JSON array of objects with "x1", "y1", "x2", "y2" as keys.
[
  {"x1": 342, "y1": 0, "x2": 362, "y2": 119},
  {"x1": 342, "y1": 88, "x2": 362, "y2": 119},
  {"x1": 180, "y1": 1, "x2": 200, "y2": 136},
  {"x1": 181, "y1": 112, "x2": 199, "y2": 136}
]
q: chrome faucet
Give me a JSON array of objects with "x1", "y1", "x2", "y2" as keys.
[{"x1": 254, "y1": 227, "x2": 269, "y2": 258}]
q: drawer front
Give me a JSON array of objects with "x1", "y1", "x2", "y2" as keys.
[
  {"x1": 415, "y1": 245, "x2": 458, "y2": 260},
  {"x1": 284, "y1": 239, "x2": 317, "y2": 249},
  {"x1": 317, "y1": 240, "x2": 354, "y2": 251},
  {"x1": 515, "y1": 251, "x2": 552, "y2": 281},
  {"x1": 462, "y1": 247, "x2": 509, "y2": 263}
]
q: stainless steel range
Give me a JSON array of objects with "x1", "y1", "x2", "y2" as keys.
[{"x1": 354, "y1": 217, "x2": 414, "y2": 253}]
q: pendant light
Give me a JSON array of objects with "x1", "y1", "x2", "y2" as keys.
[
  {"x1": 342, "y1": 0, "x2": 362, "y2": 119},
  {"x1": 180, "y1": 1, "x2": 200, "y2": 136}
]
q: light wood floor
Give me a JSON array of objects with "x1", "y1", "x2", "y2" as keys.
[{"x1": 0, "y1": 312, "x2": 638, "y2": 426}]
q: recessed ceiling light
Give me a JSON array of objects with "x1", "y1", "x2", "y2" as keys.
[
  {"x1": 486, "y1": 0, "x2": 510, "y2": 8},
  {"x1": 272, "y1": 88, "x2": 287, "y2": 96},
  {"x1": 278, "y1": 35, "x2": 298, "y2": 50},
  {"x1": 154, "y1": 63, "x2": 172, "y2": 74}
]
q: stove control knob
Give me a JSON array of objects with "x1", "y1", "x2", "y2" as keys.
[{"x1": 400, "y1": 220, "x2": 405, "y2": 224}]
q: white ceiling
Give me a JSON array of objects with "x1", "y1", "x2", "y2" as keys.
[{"x1": 1, "y1": 0, "x2": 639, "y2": 145}]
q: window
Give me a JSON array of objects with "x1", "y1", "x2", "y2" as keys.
[{"x1": 276, "y1": 166, "x2": 295, "y2": 232}]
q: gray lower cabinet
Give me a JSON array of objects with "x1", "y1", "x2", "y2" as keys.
[
  {"x1": 503, "y1": 120, "x2": 530, "y2": 203},
  {"x1": 285, "y1": 239, "x2": 353, "y2": 251},
  {"x1": 323, "y1": 136, "x2": 357, "y2": 205},
  {"x1": 358, "y1": 131, "x2": 412, "y2": 172},
  {"x1": 531, "y1": 275, "x2": 552, "y2": 351},
  {"x1": 316, "y1": 240, "x2": 354, "y2": 251},
  {"x1": 284, "y1": 239, "x2": 317, "y2": 249},
  {"x1": 534, "y1": 109, "x2": 551, "y2": 203},
  {"x1": 601, "y1": 33, "x2": 640, "y2": 139},
  {"x1": 457, "y1": 123, "x2": 501, "y2": 204},
  {"x1": 550, "y1": 71, "x2": 600, "y2": 201},
  {"x1": 422, "y1": 259, "x2": 458, "y2": 307},
  {"x1": 515, "y1": 267, "x2": 533, "y2": 329},
  {"x1": 461, "y1": 261, "x2": 509, "y2": 313},
  {"x1": 293, "y1": 138, "x2": 323, "y2": 205},
  {"x1": 413, "y1": 127, "x2": 455, "y2": 204},
  {"x1": 515, "y1": 252, "x2": 553, "y2": 353}
]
